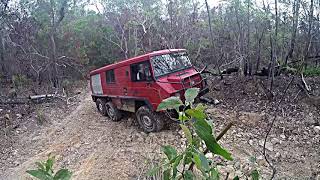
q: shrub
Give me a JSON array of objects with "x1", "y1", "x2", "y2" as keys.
[
  {"x1": 148, "y1": 88, "x2": 259, "y2": 179},
  {"x1": 12, "y1": 74, "x2": 29, "y2": 88},
  {"x1": 303, "y1": 67, "x2": 320, "y2": 77},
  {"x1": 26, "y1": 154, "x2": 72, "y2": 180}
]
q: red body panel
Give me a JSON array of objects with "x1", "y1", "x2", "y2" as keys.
[{"x1": 89, "y1": 49, "x2": 207, "y2": 111}]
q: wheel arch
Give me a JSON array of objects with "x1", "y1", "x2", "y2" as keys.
[{"x1": 135, "y1": 99, "x2": 153, "y2": 112}]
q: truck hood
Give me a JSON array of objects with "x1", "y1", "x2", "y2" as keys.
[{"x1": 156, "y1": 68, "x2": 202, "y2": 94}]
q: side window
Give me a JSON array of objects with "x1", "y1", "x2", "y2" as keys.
[
  {"x1": 130, "y1": 61, "x2": 152, "y2": 82},
  {"x1": 106, "y1": 69, "x2": 115, "y2": 83}
]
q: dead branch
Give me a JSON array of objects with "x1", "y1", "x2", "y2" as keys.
[
  {"x1": 301, "y1": 73, "x2": 311, "y2": 91},
  {"x1": 297, "y1": 83, "x2": 311, "y2": 98}
]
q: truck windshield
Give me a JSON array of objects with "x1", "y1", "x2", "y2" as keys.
[{"x1": 151, "y1": 52, "x2": 192, "y2": 78}]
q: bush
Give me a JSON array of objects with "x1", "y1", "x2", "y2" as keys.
[
  {"x1": 12, "y1": 74, "x2": 30, "y2": 88},
  {"x1": 303, "y1": 67, "x2": 320, "y2": 77},
  {"x1": 148, "y1": 88, "x2": 259, "y2": 179},
  {"x1": 26, "y1": 154, "x2": 72, "y2": 180}
]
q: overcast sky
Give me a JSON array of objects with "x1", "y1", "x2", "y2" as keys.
[{"x1": 85, "y1": 0, "x2": 227, "y2": 13}]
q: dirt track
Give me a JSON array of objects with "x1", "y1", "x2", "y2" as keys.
[
  {"x1": 1, "y1": 92, "x2": 182, "y2": 180},
  {"x1": 1, "y1": 84, "x2": 319, "y2": 179}
]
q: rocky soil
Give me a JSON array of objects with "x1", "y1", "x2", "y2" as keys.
[{"x1": 0, "y1": 77, "x2": 319, "y2": 179}]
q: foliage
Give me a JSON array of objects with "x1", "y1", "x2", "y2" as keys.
[
  {"x1": 151, "y1": 88, "x2": 259, "y2": 179},
  {"x1": 303, "y1": 67, "x2": 320, "y2": 77},
  {"x1": 26, "y1": 154, "x2": 72, "y2": 180},
  {"x1": 1, "y1": 0, "x2": 319, "y2": 85},
  {"x1": 12, "y1": 74, "x2": 30, "y2": 88}
]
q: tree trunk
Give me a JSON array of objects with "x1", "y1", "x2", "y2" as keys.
[
  {"x1": 50, "y1": 32, "x2": 59, "y2": 88},
  {"x1": 50, "y1": 0, "x2": 59, "y2": 88},
  {"x1": 246, "y1": 0, "x2": 251, "y2": 76},
  {"x1": 285, "y1": 0, "x2": 300, "y2": 66},
  {"x1": 303, "y1": 0, "x2": 314, "y2": 68},
  {"x1": 0, "y1": 35, "x2": 6, "y2": 76},
  {"x1": 270, "y1": 0, "x2": 278, "y2": 91},
  {"x1": 205, "y1": 0, "x2": 215, "y2": 64},
  {"x1": 255, "y1": 29, "x2": 264, "y2": 74}
]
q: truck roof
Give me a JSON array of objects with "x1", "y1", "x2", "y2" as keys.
[{"x1": 89, "y1": 49, "x2": 186, "y2": 75}]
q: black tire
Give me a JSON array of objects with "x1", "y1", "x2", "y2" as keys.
[
  {"x1": 96, "y1": 98, "x2": 107, "y2": 116},
  {"x1": 136, "y1": 106, "x2": 164, "y2": 133},
  {"x1": 106, "y1": 102, "x2": 122, "y2": 121}
]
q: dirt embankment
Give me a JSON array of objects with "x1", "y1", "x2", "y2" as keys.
[{"x1": 0, "y1": 77, "x2": 319, "y2": 179}]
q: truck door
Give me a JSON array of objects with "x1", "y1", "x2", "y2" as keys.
[{"x1": 128, "y1": 61, "x2": 156, "y2": 108}]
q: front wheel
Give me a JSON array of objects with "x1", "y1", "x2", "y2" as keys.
[{"x1": 136, "y1": 106, "x2": 164, "y2": 133}]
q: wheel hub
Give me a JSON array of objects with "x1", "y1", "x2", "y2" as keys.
[
  {"x1": 108, "y1": 106, "x2": 115, "y2": 118},
  {"x1": 98, "y1": 103, "x2": 103, "y2": 112},
  {"x1": 142, "y1": 115, "x2": 152, "y2": 127}
]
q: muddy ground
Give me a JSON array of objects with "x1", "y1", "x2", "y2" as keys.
[{"x1": 0, "y1": 76, "x2": 319, "y2": 179}]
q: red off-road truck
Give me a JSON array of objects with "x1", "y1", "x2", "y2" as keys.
[{"x1": 89, "y1": 49, "x2": 209, "y2": 132}]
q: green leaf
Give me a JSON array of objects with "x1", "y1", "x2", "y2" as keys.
[
  {"x1": 26, "y1": 170, "x2": 52, "y2": 180},
  {"x1": 172, "y1": 155, "x2": 183, "y2": 179},
  {"x1": 147, "y1": 165, "x2": 160, "y2": 176},
  {"x1": 180, "y1": 124, "x2": 192, "y2": 144},
  {"x1": 185, "y1": 88, "x2": 200, "y2": 105},
  {"x1": 209, "y1": 168, "x2": 220, "y2": 180},
  {"x1": 233, "y1": 176, "x2": 240, "y2": 180},
  {"x1": 198, "y1": 152, "x2": 210, "y2": 171},
  {"x1": 53, "y1": 169, "x2": 72, "y2": 180},
  {"x1": 251, "y1": 169, "x2": 259, "y2": 180},
  {"x1": 183, "y1": 170, "x2": 194, "y2": 180},
  {"x1": 163, "y1": 169, "x2": 171, "y2": 180},
  {"x1": 185, "y1": 109, "x2": 206, "y2": 120},
  {"x1": 184, "y1": 151, "x2": 193, "y2": 165},
  {"x1": 195, "y1": 103, "x2": 206, "y2": 112},
  {"x1": 192, "y1": 136, "x2": 201, "y2": 147},
  {"x1": 192, "y1": 151, "x2": 210, "y2": 176},
  {"x1": 207, "y1": 119, "x2": 214, "y2": 130},
  {"x1": 162, "y1": 145, "x2": 177, "y2": 161},
  {"x1": 192, "y1": 153, "x2": 202, "y2": 171},
  {"x1": 178, "y1": 112, "x2": 190, "y2": 121},
  {"x1": 45, "y1": 157, "x2": 54, "y2": 174},
  {"x1": 193, "y1": 118, "x2": 233, "y2": 160},
  {"x1": 157, "y1": 96, "x2": 183, "y2": 111}
]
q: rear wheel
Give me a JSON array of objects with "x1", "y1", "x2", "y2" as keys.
[
  {"x1": 106, "y1": 102, "x2": 122, "y2": 121},
  {"x1": 136, "y1": 106, "x2": 164, "y2": 133},
  {"x1": 96, "y1": 98, "x2": 107, "y2": 116}
]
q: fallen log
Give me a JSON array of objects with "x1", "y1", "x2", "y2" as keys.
[
  {"x1": 29, "y1": 94, "x2": 55, "y2": 103},
  {"x1": 29, "y1": 94, "x2": 55, "y2": 100}
]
